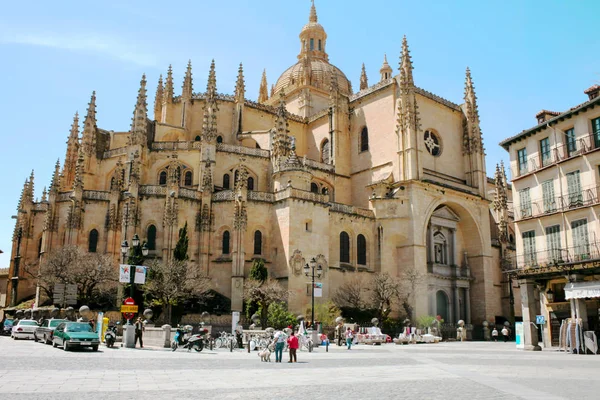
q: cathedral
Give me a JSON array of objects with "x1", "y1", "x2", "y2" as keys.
[{"x1": 5, "y1": 3, "x2": 517, "y2": 328}]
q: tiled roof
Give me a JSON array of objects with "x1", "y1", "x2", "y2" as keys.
[{"x1": 499, "y1": 95, "x2": 600, "y2": 150}]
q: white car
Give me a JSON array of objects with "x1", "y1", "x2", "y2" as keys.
[{"x1": 11, "y1": 320, "x2": 39, "y2": 340}]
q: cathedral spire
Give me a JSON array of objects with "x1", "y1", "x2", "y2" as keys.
[
  {"x1": 50, "y1": 159, "x2": 61, "y2": 194},
  {"x1": 129, "y1": 74, "x2": 148, "y2": 146},
  {"x1": 81, "y1": 91, "x2": 97, "y2": 157},
  {"x1": 399, "y1": 36, "x2": 414, "y2": 88},
  {"x1": 380, "y1": 53, "x2": 393, "y2": 81},
  {"x1": 309, "y1": 0, "x2": 318, "y2": 23},
  {"x1": 73, "y1": 148, "x2": 85, "y2": 191},
  {"x1": 154, "y1": 74, "x2": 164, "y2": 120},
  {"x1": 359, "y1": 63, "x2": 368, "y2": 91},
  {"x1": 28, "y1": 170, "x2": 35, "y2": 203},
  {"x1": 182, "y1": 60, "x2": 193, "y2": 100},
  {"x1": 464, "y1": 67, "x2": 480, "y2": 123},
  {"x1": 463, "y1": 67, "x2": 483, "y2": 154},
  {"x1": 234, "y1": 62, "x2": 245, "y2": 103},
  {"x1": 163, "y1": 65, "x2": 174, "y2": 104},
  {"x1": 275, "y1": 91, "x2": 289, "y2": 136},
  {"x1": 494, "y1": 161, "x2": 509, "y2": 243},
  {"x1": 201, "y1": 60, "x2": 219, "y2": 143},
  {"x1": 62, "y1": 112, "x2": 79, "y2": 189},
  {"x1": 258, "y1": 69, "x2": 268, "y2": 104},
  {"x1": 18, "y1": 178, "x2": 29, "y2": 211}
]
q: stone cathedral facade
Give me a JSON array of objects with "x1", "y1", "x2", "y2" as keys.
[{"x1": 6, "y1": 3, "x2": 516, "y2": 327}]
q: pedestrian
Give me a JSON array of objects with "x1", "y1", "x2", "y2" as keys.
[
  {"x1": 492, "y1": 327, "x2": 498, "y2": 342},
  {"x1": 345, "y1": 327, "x2": 354, "y2": 350},
  {"x1": 335, "y1": 323, "x2": 344, "y2": 346},
  {"x1": 135, "y1": 317, "x2": 145, "y2": 348},
  {"x1": 501, "y1": 326, "x2": 509, "y2": 342},
  {"x1": 287, "y1": 331, "x2": 298, "y2": 363},
  {"x1": 273, "y1": 329, "x2": 287, "y2": 363}
]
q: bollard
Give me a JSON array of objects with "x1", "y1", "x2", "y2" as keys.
[
  {"x1": 162, "y1": 324, "x2": 172, "y2": 348},
  {"x1": 247, "y1": 340, "x2": 250, "y2": 353},
  {"x1": 230, "y1": 339, "x2": 233, "y2": 352},
  {"x1": 209, "y1": 338, "x2": 213, "y2": 351},
  {"x1": 326, "y1": 338, "x2": 329, "y2": 352}
]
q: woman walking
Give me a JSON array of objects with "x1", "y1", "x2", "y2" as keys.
[
  {"x1": 345, "y1": 327, "x2": 354, "y2": 350},
  {"x1": 287, "y1": 332, "x2": 299, "y2": 363}
]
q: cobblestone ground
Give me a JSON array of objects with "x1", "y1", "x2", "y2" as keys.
[{"x1": 1, "y1": 337, "x2": 599, "y2": 399}]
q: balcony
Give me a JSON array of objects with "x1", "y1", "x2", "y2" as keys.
[
  {"x1": 512, "y1": 132, "x2": 600, "y2": 179},
  {"x1": 515, "y1": 184, "x2": 600, "y2": 221},
  {"x1": 509, "y1": 240, "x2": 600, "y2": 278}
]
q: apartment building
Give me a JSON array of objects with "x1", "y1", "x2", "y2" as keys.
[{"x1": 500, "y1": 85, "x2": 600, "y2": 349}]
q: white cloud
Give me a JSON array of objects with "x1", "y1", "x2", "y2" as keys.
[{"x1": 0, "y1": 31, "x2": 159, "y2": 67}]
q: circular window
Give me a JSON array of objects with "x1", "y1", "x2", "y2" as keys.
[{"x1": 424, "y1": 130, "x2": 441, "y2": 156}]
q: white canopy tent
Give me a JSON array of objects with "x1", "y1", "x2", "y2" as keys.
[{"x1": 564, "y1": 281, "x2": 600, "y2": 300}]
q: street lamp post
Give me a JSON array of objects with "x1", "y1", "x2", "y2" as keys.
[
  {"x1": 303, "y1": 257, "x2": 323, "y2": 329},
  {"x1": 120, "y1": 232, "x2": 148, "y2": 349}
]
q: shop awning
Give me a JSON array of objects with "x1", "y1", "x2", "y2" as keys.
[{"x1": 564, "y1": 281, "x2": 600, "y2": 300}]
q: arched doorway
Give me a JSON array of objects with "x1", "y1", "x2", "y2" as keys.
[{"x1": 436, "y1": 290, "x2": 449, "y2": 322}]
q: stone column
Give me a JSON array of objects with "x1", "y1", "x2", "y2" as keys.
[
  {"x1": 454, "y1": 286, "x2": 460, "y2": 322},
  {"x1": 449, "y1": 228, "x2": 456, "y2": 265},
  {"x1": 519, "y1": 279, "x2": 541, "y2": 351},
  {"x1": 465, "y1": 288, "x2": 471, "y2": 324}
]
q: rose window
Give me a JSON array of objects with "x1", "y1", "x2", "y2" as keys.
[{"x1": 424, "y1": 130, "x2": 441, "y2": 156}]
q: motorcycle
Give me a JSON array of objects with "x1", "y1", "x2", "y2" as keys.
[
  {"x1": 172, "y1": 326, "x2": 208, "y2": 352},
  {"x1": 104, "y1": 324, "x2": 118, "y2": 348}
]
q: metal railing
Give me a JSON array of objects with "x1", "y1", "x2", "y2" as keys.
[
  {"x1": 515, "y1": 184, "x2": 600, "y2": 220},
  {"x1": 512, "y1": 132, "x2": 600, "y2": 179},
  {"x1": 509, "y1": 240, "x2": 600, "y2": 270}
]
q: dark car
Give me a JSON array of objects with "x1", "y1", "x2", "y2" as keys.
[
  {"x1": 35, "y1": 319, "x2": 67, "y2": 344},
  {"x1": 1, "y1": 319, "x2": 14, "y2": 336},
  {"x1": 52, "y1": 322, "x2": 100, "y2": 351}
]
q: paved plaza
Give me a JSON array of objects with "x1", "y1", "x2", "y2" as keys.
[{"x1": 1, "y1": 337, "x2": 599, "y2": 399}]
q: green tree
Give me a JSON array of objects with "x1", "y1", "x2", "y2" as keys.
[
  {"x1": 173, "y1": 222, "x2": 189, "y2": 261},
  {"x1": 267, "y1": 302, "x2": 297, "y2": 329},
  {"x1": 304, "y1": 301, "x2": 341, "y2": 327},
  {"x1": 249, "y1": 258, "x2": 267, "y2": 281},
  {"x1": 243, "y1": 278, "x2": 289, "y2": 328}
]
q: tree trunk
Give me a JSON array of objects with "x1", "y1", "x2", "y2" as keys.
[{"x1": 260, "y1": 303, "x2": 269, "y2": 328}]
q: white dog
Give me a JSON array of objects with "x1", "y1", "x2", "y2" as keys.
[{"x1": 258, "y1": 347, "x2": 271, "y2": 362}]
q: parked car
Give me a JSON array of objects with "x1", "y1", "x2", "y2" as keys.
[
  {"x1": 1, "y1": 319, "x2": 14, "y2": 336},
  {"x1": 35, "y1": 319, "x2": 68, "y2": 344},
  {"x1": 11, "y1": 319, "x2": 39, "y2": 340},
  {"x1": 52, "y1": 322, "x2": 100, "y2": 351}
]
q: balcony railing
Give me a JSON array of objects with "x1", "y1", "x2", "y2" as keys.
[
  {"x1": 509, "y1": 240, "x2": 600, "y2": 270},
  {"x1": 216, "y1": 143, "x2": 270, "y2": 158},
  {"x1": 151, "y1": 141, "x2": 201, "y2": 151},
  {"x1": 515, "y1": 184, "x2": 600, "y2": 220},
  {"x1": 512, "y1": 132, "x2": 600, "y2": 179}
]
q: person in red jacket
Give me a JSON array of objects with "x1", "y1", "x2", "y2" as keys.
[{"x1": 287, "y1": 332, "x2": 299, "y2": 363}]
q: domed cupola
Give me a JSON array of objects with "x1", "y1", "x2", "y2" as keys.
[
  {"x1": 271, "y1": 1, "x2": 352, "y2": 111},
  {"x1": 299, "y1": 1, "x2": 328, "y2": 62}
]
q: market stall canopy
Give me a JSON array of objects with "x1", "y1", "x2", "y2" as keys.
[{"x1": 565, "y1": 281, "x2": 600, "y2": 300}]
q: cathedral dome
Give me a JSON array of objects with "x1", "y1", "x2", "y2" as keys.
[
  {"x1": 274, "y1": 59, "x2": 352, "y2": 97},
  {"x1": 272, "y1": 2, "x2": 352, "y2": 98}
]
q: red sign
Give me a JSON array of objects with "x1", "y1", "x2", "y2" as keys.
[{"x1": 122, "y1": 297, "x2": 136, "y2": 320}]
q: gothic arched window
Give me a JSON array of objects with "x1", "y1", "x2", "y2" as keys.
[
  {"x1": 357, "y1": 234, "x2": 367, "y2": 265},
  {"x1": 223, "y1": 174, "x2": 230, "y2": 189},
  {"x1": 147, "y1": 225, "x2": 157, "y2": 250},
  {"x1": 321, "y1": 139, "x2": 330, "y2": 164},
  {"x1": 194, "y1": 135, "x2": 201, "y2": 141},
  {"x1": 159, "y1": 171, "x2": 167, "y2": 185},
  {"x1": 247, "y1": 177, "x2": 255, "y2": 191},
  {"x1": 184, "y1": 171, "x2": 192, "y2": 186},
  {"x1": 88, "y1": 229, "x2": 98, "y2": 253},
  {"x1": 340, "y1": 231, "x2": 350, "y2": 263},
  {"x1": 321, "y1": 187, "x2": 329, "y2": 195},
  {"x1": 311, "y1": 182, "x2": 319, "y2": 194},
  {"x1": 424, "y1": 130, "x2": 442, "y2": 156},
  {"x1": 217, "y1": 136, "x2": 223, "y2": 144},
  {"x1": 254, "y1": 230, "x2": 262, "y2": 255},
  {"x1": 222, "y1": 231, "x2": 231, "y2": 255},
  {"x1": 360, "y1": 126, "x2": 369, "y2": 152}
]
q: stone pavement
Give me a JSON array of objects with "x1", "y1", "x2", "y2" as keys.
[{"x1": 1, "y1": 336, "x2": 599, "y2": 399}]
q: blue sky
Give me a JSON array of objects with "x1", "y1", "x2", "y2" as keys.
[{"x1": 0, "y1": 0, "x2": 598, "y2": 268}]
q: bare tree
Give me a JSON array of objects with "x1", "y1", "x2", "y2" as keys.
[
  {"x1": 400, "y1": 265, "x2": 425, "y2": 320},
  {"x1": 332, "y1": 278, "x2": 366, "y2": 309},
  {"x1": 143, "y1": 259, "x2": 211, "y2": 325},
  {"x1": 243, "y1": 278, "x2": 289, "y2": 328},
  {"x1": 26, "y1": 245, "x2": 117, "y2": 306},
  {"x1": 369, "y1": 273, "x2": 403, "y2": 321}
]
